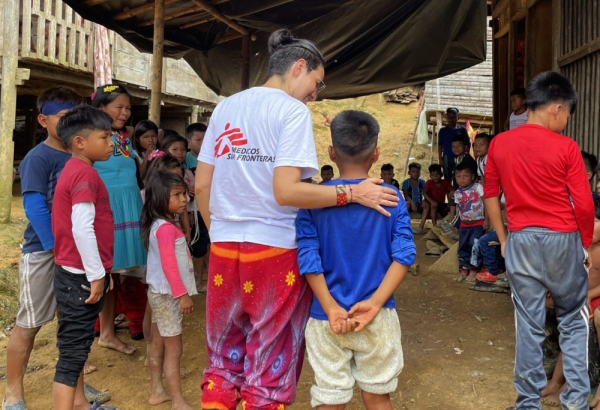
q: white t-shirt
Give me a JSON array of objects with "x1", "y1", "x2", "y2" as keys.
[
  {"x1": 198, "y1": 87, "x2": 319, "y2": 249},
  {"x1": 510, "y1": 111, "x2": 528, "y2": 129}
]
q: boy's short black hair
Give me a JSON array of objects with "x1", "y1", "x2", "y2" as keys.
[
  {"x1": 185, "y1": 122, "x2": 207, "y2": 139},
  {"x1": 37, "y1": 85, "x2": 85, "y2": 112},
  {"x1": 510, "y1": 88, "x2": 527, "y2": 99},
  {"x1": 454, "y1": 162, "x2": 473, "y2": 174},
  {"x1": 475, "y1": 133, "x2": 493, "y2": 144},
  {"x1": 330, "y1": 110, "x2": 379, "y2": 164},
  {"x1": 408, "y1": 162, "x2": 421, "y2": 171},
  {"x1": 526, "y1": 71, "x2": 578, "y2": 114},
  {"x1": 321, "y1": 165, "x2": 333, "y2": 172},
  {"x1": 451, "y1": 134, "x2": 470, "y2": 146},
  {"x1": 57, "y1": 106, "x2": 113, "y2": 147},
  {"x1": 381, "y1": 163, "x2": 394, "y2": 172},
  {"x1": 446, "y1": 107, "x2": 459, "y2": 115},
  {"x1": 429, "y1": 164, "x2": 443, "y2": 174},
  {"x1": 582, "y1": 151, "x2": 599, "y2": 173}
]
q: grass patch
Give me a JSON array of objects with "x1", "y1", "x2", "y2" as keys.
[{"x1": 0, "y1": 265, "x2": 19, "y2": 328}]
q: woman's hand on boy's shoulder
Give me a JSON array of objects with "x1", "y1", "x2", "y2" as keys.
[{"x1": 352, "y1": 179, "x2": 399, "y2": 217}]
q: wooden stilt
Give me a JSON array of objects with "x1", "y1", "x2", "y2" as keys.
[
  {"x1": 241, "y1": 34, "x2": 251, "y2": 90},
  {"x1": 0, "y1": 0, "x2": 20, "y2": 222},
  {"x1": 149, "y1": 0, "x2": 165, "y2": 125}
]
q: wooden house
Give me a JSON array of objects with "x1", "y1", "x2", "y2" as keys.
[
  {"x1": 0, "y1": 0, "x2": 221, "y2": 168},
  {"x1": 490, "y1": 0, "x2": 599, "y2": 152}
]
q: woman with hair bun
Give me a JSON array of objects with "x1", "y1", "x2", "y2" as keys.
[{"x1": 197, "y1": 29, "x2": 399, "y2": 410}]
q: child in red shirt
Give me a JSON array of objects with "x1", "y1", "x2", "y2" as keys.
[
  {"x1": 52, "y1": 106, "x2": 116, "y2": 410},
  {"x1": 423, "y1": 163, "x2": 453, "y2": 228},
  {"x1": 484, "y1": 71, "x2": 594, "y2": 410}
]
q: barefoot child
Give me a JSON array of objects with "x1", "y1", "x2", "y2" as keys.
[
  {"x1": 296, "y1": 110, "x2": 416, "y2": 409},
  {"x1": 52, "y1": 106, "x2": 116, "y2": 410},
  {"x1": 141, "y1": 171, "x2": 197, "y2": 410},
  {"x1": 423, "y1": 164, "x2": 453, "y2": 228},
  {"x1": 402, "y1": 162, "x2": 429, "y2": 234},
  {"x1": 485, "y1": 71, "x2": 594, "y2": 410}
]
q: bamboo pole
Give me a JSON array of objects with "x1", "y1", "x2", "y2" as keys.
[
  {"x1": 241, "y1": 34, "x2": 251, "y2": 90},
  {"x1": 0, "y1": 0, "x2": 20, "y2": 222},
  {"x1": 149, "y1": 0, "x2": 165, "y2": 125},
  {"x1": 114, "y1": 0, "x2": 182, "y2": 21}
]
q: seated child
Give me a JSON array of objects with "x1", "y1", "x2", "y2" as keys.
[
  {"x1": 423, "y1": 164, "x2": 453, "y2": 227},
  {"x1": 296, "y1": 110, "x2": 416, "y2": 409},
  {"x1": 51, "y1": 106, "x2": 115, "y2": 410},
  {"x1": 504, "y1": 88, "x2": 528, "y2": 131},
  {"x1": 381, "y1": 163, "x2": 400, "y2": 189},
  {"x1": 453, "y1": 162, "x2": 488, "y2": 283},
  {"x1": 319, "y1": 164, "x2": 334, "y2": 184},
  {"x1": 541, "y1": 198, "x2": 600, "y2": 409},
  {"x1": 402, "y1": 162, "x2": 429, "y2": 234}
]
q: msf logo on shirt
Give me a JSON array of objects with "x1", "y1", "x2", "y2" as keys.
[{"x1": 214, "y1": 123, "x2": 247, "y2": 158}]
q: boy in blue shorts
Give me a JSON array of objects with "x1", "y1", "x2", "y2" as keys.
[
  {"x1": 3, "y1": 87, "x2": 109, "y2": 410},
  {"x1": 296, "y1": 110, "x2": 416, "y2": 409}
]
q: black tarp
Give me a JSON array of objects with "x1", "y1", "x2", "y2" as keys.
[{"x1": 63, "y1": 0, "x2": 487, "y2": 99}]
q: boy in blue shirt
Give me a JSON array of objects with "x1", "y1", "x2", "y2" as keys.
[
  {"x1": 296, "y1": 110, "x2": 416, "y2": 409},
  {"x1": 437, "y1": 107, "x2": 470, "y2": 179}
]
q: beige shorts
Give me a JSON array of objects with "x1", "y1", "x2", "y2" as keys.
[
  {"x1": 147, "y1": 291, "x2": 183, "y2": 337},
  {"x1": 17, "y1": 251, "x2": 57, "y2": 329},
  {"x1": 305, "y1": 308, "x2": 404, "y2": 407}
]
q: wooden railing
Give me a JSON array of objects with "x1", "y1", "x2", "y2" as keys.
[{"x1": 18, "y1": 0, "x2": 114, "y2": 73}]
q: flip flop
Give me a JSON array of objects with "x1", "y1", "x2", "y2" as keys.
[
  {"x1": 88, "y1": 401, "x2": 119, "y2": 410},
  {"x1": 84, "y1": 385, "x2": 111, "y2": 405},
  {"x1": 2, "y1": 400, "x2": 27, "y2": 410}
]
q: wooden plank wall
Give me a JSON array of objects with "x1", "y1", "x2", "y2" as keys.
[
  {"x1": 560, "y1": 0, "x2": 600, "y2": 155},
  {"x1": 424, "y1": 18, "x2": 493, "y2": 117}
]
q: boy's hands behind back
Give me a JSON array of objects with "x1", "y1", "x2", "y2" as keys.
[
  {"x1": 326, "y1": 305, "x2": 352, "y2": 334},
  {"x1": 348, "y1": 299, "x2": 381, "y2": 332}
]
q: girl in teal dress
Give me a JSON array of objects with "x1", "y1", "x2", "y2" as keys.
[{"x1": 92, "y1": 84, "x2": 146, "y2": 354}]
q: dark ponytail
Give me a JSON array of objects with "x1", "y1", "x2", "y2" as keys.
[{"x1": 267, "y1": 29, "x2": 325, "y2": 78}]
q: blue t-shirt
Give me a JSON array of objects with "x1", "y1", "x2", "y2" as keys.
[
  {"x1": 19, "y1": 142, "x2": 71, "y2": 253},
  {"x1": 184, "y1": 152, "x2": 198, "y2": 170},
  {"x1": 401, "y1": 178, "x2": 426, "y2": 204},
  {"x1": 296, "y1": 179, "x2": 417, "y2": 320},
  {"x1": 438, "y1": 125, "x2": 470, "y2": 158}
]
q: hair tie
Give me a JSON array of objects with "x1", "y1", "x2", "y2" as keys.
[
  {"x1": 91, "y1": 92, "x2": 96, "y2": 100},
  {"x1": 103, "y1": 85, "x2": 119, "y2": 93},
  {"x1": 40, "y1": 100, "x2": 78, "y2": 116},
  {"x1": 148, "y1": 150, "x2": 165, "y2": 161}
]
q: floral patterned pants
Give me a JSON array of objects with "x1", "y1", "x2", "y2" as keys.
[{"x1": 201, "y1": 242, "x2": 312, "y2": 410}]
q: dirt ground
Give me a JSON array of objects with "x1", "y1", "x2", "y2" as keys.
[{"x1": 0, "y1": 99, "x2": 526, "y2": 409}]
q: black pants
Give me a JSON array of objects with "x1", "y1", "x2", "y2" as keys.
[
  {"x1": 54, "y1": 266, "x2": 109, "y2": 387},
  {"x1": 457, "y1": 224, "x2": 484, "y2": 271},
  {"x1": 189, "y1": 215, "x2": 210, "y2": 258}
]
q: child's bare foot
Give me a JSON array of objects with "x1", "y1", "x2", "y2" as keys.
[
  {"x1": 83, "y1": 361, "x2": 97, "y2": 374},
  {"x1": 591, "y1": 392, "x2": 600, "y2": 409},
  {"x1": 455, "y1": 271, "x2": 468, "y2": 282},
  {"x1": 540, "y1": 391, "x2": 561, "y2": 407},
  {"x1": 541, "y1": 381, "x2": 562, "y2": 397},
  {"x1": 98, "y1": 335, "x2": 135, "y2": 355},
  {"x1": 149, "y1": 391, "x2": 172, "y2": 406},
  {"x1": 465, "y1": 272, "x2": 478, "y2": 283}
]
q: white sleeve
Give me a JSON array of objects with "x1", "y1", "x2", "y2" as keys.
[
  {"x1": 274, "y1": 105, "x2": 319, "y2": 179},
  {"x1": 72, "y1": 202, "x2": 106, "y2": 282},
  {"x1": 476, "y1": 184, "x2": 485, "y2": 197}
]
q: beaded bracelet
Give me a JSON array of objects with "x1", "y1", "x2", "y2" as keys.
[{"x1": 335, "y1": 184, "x2": 348, "y2": 206}]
